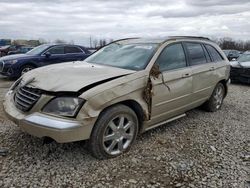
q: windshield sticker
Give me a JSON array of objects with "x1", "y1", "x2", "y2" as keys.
[{"x1": 134, "y1": 46, "x2": 153, "y2": 50}]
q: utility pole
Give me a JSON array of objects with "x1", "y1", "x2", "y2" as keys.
[{"x1": 89, "y1": 36, "x2": 92, "y2": 48}]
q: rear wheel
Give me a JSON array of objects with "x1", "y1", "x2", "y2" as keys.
[
  {"x1": 89, "y1": 104, "x2": 138, "y2": 159},
  {"x1": 203, "y1": 83, "x2": 225, "y2": 112}
]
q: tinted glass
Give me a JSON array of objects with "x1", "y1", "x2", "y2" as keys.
[
  {"x1": 156, "y1": 43, "x2": 186, "y2": 71},
  {"x1": 203, "y1": 45, "x2": 212, "y2": 62},
  {"x1": 85, "y1": 43, "x2": 158, "y2": 70},
  {"x1": 47, "y1": 46, "x2": 64, "y2": 54},
  {"x1": 223, "y1": 50, "x2": 230, "y2": 56},
  {"x1": 205, "y1": 44, "x2": 224, "y2": 62},
  {"x1": 65, "y1": 46, "x2": 82, "y2": 54},
  {"x1": 186, "y1": 43, "x2": 207, "y2": 65},
  {"x1": 27, "y1": 44, "x2": 50, "y2": 55}
]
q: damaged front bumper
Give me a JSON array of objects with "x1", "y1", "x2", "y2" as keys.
[
  {"x1": 230, "y1": 67, "x2": 250, "y2": 84},
  {"x1": 3, "y1": 91, "x2": 94, "y2": 143}
]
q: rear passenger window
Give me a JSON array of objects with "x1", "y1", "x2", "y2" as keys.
[
  {"x1": 185, "y1": 43, "x2": 207, "y2": 65},
  {"x1": 156, "y1": 43, "x2": 187, "y2": 72},
  {"x1": 205, "y1": 44, "x2": 224, "y2": 62},
  {"x1": 65, "y1": 46, "x2": 83, "y2": 54},
  {"x1": 47, "y1": 46, "x2": 64, "y2": 55}
]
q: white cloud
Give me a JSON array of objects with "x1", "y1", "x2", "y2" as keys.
[{"x1": 0, "y1": 0, "x2": 249, "y2": 46}]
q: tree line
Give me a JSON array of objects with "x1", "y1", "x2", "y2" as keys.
[
  {"x1": 214, "y1": 37, "x2": 250, "y2": 51},
  {"x1": 41, "y1": 37, "x2": 250, "y2": 51}
]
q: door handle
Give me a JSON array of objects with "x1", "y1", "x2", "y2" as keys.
[
  {"x1": 182, "y1": 73, "x2": 191, "y2": 78},
  {"x1": 209, "y1": 66, "x2": 215, "y2": 71}
]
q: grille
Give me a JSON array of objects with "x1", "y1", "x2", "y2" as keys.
[
  {"x1": 242, "y1": 68, "x2": 250, "y2": 76},
  {"x1": 0, "y1": 61, "x2": 3, "y2": 72},
  {"x1": 231, "y1": 67, "x2": 250, "y2": 76},
  {"x1": 14, "y1": 86, "x2": 42, "y2": 112}
]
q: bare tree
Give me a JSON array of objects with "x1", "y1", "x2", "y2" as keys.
[
  {"x1": 216, "y1": 37, "x2": 250, "y2": 51},
  {"x1": 54, "y1": 39, "x2": 67, "y2": 44},
  {"x1": 93, "y1": 39, "x2": 98, "y2": 48}
]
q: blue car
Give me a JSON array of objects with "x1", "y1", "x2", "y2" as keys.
[{"x1": 0, "y1": 44, "x2": 91, "y2": 78}]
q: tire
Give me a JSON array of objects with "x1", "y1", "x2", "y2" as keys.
[
  {"x1": 203, "y1": 83, "x2": 225, "y2": 112},
  {"x1": 89, "y1": 104, "x2": 139, "y2": 159},
  {"x1": 20, "y1": 65, "x2": 35, "y2": 76}
]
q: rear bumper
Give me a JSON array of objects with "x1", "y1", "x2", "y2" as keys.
[{"x1": 3, "y1": 91, "x2": 94, "y2": 143}]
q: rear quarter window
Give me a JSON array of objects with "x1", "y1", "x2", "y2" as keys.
[{"x1": 205, "y1": 44, "x2": 224, "y2": 62}]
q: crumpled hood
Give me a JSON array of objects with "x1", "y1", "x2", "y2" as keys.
[
  {"x1": 230, "y1": 61, "x2": 250, "y2": 68},
  {"x1": 0, "y1": 53, "x2": 35, "y2": 61},
  {"x1": 22, "y1": 62, "x2": 135, "y2": 92}
]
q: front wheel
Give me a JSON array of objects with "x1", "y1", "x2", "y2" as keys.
[
  {"x1": 89, "y1": 104, "x2": 139, "y2": 159},
  {"x1": 20, "y1": 65, "x2": 35, "y2": 76},
  {"x1": 203, "y1": 83, "x2": 225, "y2": 112}
]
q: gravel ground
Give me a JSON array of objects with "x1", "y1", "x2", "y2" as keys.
[{"x1": 0, "y1": 77, "x2": 249, "y2": 187}]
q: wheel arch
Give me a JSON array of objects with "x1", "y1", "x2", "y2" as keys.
[
  {"x1": 120, "y1": 100, "x2": 145, "y2": 132},
  {"x1": 20, "y1": 62, "x2": 38, "y2": 69},
  {"x1": 94, "y1": 99, "x2": 146, "y2": 133},
  {"x1": 218, "y1": 79, "x2": 228, "y2": 98}
]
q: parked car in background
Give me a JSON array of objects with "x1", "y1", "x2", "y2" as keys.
[
  {"x1": 0, "y1": 44, "x2": 91, "y2": 78},
  {"x1": 0, "y1": 45, "x2": 17, "y2": 57},
  {"x1": 223, "y1": 49, "x2": 241, "y2": 61},
  {"x1": 230, "y1": 51, "x2": 250, "y2": 84},
  {"x1": 8, "y1": 46, "x2": 34, "y2": 55},
  {"x1": 4, "y1": 37, "x2": 230, "y2": 159}
]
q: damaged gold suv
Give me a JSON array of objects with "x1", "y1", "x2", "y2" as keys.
[{"x1": 4, "y1": 37, "x2": 230, "y2": 159}]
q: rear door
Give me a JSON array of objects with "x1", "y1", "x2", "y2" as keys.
[
  {"x1": 64, "y1": 46, "x2": 87, "y2": 62},
  {"x1": 204, "y1": 44, "x2": 228, "y2": 83},
  {"x1": 149, "y1": 43, "x2": 193, "y2": 125},
  {"x1": 184, "y1": 42, "x2": 216, "y2": 102}
]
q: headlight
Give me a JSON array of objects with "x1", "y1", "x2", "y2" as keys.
[
  {"x1": 42, "y1": 97, "x2": 85, "y2": 117},
  {"x1": 5, "y1": 59, "x2": 18, "y2": 64},
  {"x1": 229, "y1": 61, "x2": 241, "y2": 68}
]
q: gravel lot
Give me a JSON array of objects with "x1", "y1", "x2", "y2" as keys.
[{"x1": 0, "y1": 76, "x2": 249, "y2": 187}]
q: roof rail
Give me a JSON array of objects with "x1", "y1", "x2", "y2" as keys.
[
  {"x1": 169, "y1": 36, "x2": 210, "y2": 40},
  {"x1": 109, "y1": 37, "x2": 140, "y2": 44}
]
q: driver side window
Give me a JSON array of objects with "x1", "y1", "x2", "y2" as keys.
[{"x1": 156, "y1": 43, "x2": 187, "y2": 72}]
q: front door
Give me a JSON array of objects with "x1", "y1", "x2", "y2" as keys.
[
  {"x1": 149, "y1": 43, "x2": 193, "y2": 126},
  {"x1": 42, "y1": 46, "x2": 66, "y2": 66}
]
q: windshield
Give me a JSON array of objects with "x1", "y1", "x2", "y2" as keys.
[
  {"x1": 237, "y1": 54, "x2": 250, "y2": 62},
  {"x1": 223, "y1": 50, "x2": 230, "y2": 55},
  {"x1": 85, "y1": 43, "x2": 158, "y2": 70},
  {"x1": 26, "y1": 44, "x2": 50, "y2": 55}
]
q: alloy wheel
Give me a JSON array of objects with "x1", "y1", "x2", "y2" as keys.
[
  {"x1": 103, "y1": 115, "x2": 135, "y2": 155},
  {"x1": 213, "y1": 84, "x2": 224, "y2": 109},
  {"x1": 21, "y1": 67, "x2": 33, "y2": 75}
]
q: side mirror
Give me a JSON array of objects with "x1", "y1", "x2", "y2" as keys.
[{"x1": 44, "y1": 51, "x2": 51, "y2": 58}]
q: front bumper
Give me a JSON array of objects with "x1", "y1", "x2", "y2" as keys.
[
  {"x1": 230, "y1": 67, "x2": 250, "y2": 84},
  {"x1": 0, "y1": 61, "x2": 14, "y2": 77},
  {"x1": 3, "y1": 91, "x2": 94, "y2": 143}
]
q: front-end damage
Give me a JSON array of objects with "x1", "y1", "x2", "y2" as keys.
[
  {"x1": 4, "y1": 71, "x2": 152, "y2": 142},
  {"x1": 78, "y1": 72, "x2": 151, "y2": 127}
]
